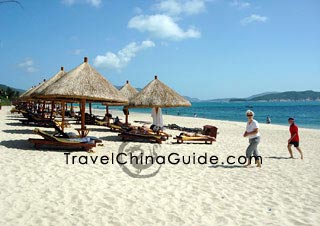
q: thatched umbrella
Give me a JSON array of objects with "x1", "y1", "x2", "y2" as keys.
[
  {"x1": 19, "y1": 84, "x2": 45, "y2": 113},
  {"x1": 19, "y1": 85, "x2": 39, "y2": 101},
  {"x1": 128, "y1": 75, "x2": 191, "y2": 126},
  {"x1": 19, "y1": 86, "x2": 37, "y2": 112},
  {"x1": 31, "y1": 67, "x2": 65, "y2": 98},
  {"x1": 38, "y1": 57, "x2": 128, "y2": 137},
  {"x1": 28, "y1": 67, "x2": 66, "y2": 119},
  {"x1": 119, "y1": 80, "x2": 138, "y2": 125}
]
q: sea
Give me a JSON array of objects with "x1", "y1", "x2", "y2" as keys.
[{"x1": 92, "y1": 101, "x2": 320, "y2": 129}]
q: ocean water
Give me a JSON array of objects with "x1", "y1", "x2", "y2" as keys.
[{"x1": 93, "y1": 101, "x2": 320, "y2": 129}]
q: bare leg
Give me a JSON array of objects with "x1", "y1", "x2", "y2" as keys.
[
  {"x1": 296, "y1": 147, "x2": 303, "y2": 160},
  {"x1": 287, "y1": 144, "x2": 294, "y2": 158}
]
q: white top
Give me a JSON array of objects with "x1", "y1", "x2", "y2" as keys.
[
  {"x1": 246, "y1": 119, "x2": 260, "y2": 139},
  {"x1": 151, "y1": 107, "x2": 163, "y2": 127}
]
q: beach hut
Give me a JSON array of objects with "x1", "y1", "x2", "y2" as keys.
[
  {"x1": 128, "y1": 75, "x2": 191, "y2": 126},
  {"x1": 38, "y1": 57, "x2": 128, "y2": 137},
  {"x1": 119, "y1": 80, "x2": 138, "y2": 125}
]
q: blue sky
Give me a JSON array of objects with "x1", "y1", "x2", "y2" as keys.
[{"x1": 0, "y1": 0, "x2": 319, "y2": 99}]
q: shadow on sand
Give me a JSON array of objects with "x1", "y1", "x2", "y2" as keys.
[
  {"x1": 99, "y1": 135, "x2": 123, "y2": 142},
  {"x1": 0, "y1": 139, "x2": 34, "y2": 150},
  {"x1": 209, "y1": 165, "x2": 245, "y2": 169},
  {"x1": 265, "y1": 156, "x2": 292, "y2": 160},
  {"x1": 0, "y1": 139, "x2": 85, "y2": 153},
  {"x1": 170, "y1": 142, "x2": 212, "y2": 145},
  {"x1": 88, "y1": 127, "x2": 109, "y2": 132},
  {"x1": 3, "y1": 129, "x2": 34, "y2": 134},
  {"x1": 6, "y1": 122, "x2": 24, "y2": 127}
]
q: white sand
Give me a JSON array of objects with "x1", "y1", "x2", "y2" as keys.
[{"x1": 0, "y1": 106, "x2": 320, "y2": 226}]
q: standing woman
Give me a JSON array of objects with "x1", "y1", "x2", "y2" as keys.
[{"x1": 243, "y1": 110, "x2": 261, "y2": 167}]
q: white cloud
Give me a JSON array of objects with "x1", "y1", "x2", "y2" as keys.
[
  {"x1": 71, "y1": 49, "x2": 84, "y2": 55},
  {"x1": 133, "y1": 7, "x2": 143, "y2": 14},
  {"x1": 154, "y1": 0, "x2": 206, "y2": 16},
  {"x1": 128, "y1": 14, "x2": 201, "y2": 40},
  {"x1": 93, "y1": 40, "x2": 155, "y2": 70},
  {"x1": 62, "y1": 0, "x2": 102, "y2": 7},
  {"x1": 87, "y1": 0, "x2": 101, "y2": 7},
  {"x1": 230, "y1": 0, "x2": 250, "y2": 9},
  {"x1": 18, "y1": 58, "x2": 38, "y2": 73},
  {"x1": 241, "y1": 14, "x2": 268, "y2": 25}
]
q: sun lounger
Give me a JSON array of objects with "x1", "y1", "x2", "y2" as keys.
[
  {"x1": 166, "y1": 123, "x2": 203, "y2": 133},
  {"x1": 174, "y1": 135, "x2": 216, "y2": 144},
  {"x1": 20, "y1": 117, "x2": 54, "y2": 127},
  {"x1": 174, "y1": 125, "x2": 218, "y2": 144},
  {"x1": 10, "y1": 107, "x2": 27, "y2": 114},
  {"x1": 118, "y1": 132, "x2": 167, "y2": 144},
  {"x1": 29, "y1": 128, "x2": 97, "y2": 151},
  {"x1": 52, "y1": 121, "x2": 102, "y2": 143}
]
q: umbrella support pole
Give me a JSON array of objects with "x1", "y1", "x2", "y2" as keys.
[
  {"x1": 106, "y1": 105, "x2": 109, "y2": 124},
  {"x1": 50, "y1": 101, "x2": 55, "y2": 121},
  {"x1": 61, "y1": 101, "x2": 65, "y2": 132},
  {"x1": 41, "y1": 101, "x2": 46, "y2": 119},
  {"x1": 80, "y1": 99, "x2": 86, "y2": 137}
]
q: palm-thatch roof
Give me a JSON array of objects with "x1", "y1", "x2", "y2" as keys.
[
  {"x1": 19, "y1": 86, "x2": 34, "y2": 99},
  {"x1": 39, "y1": 57, "x2": 128, "y2": 103},
  {"x1": 31, "y1": 67, "x2": 65, "y2": 99},
  {"x1": 119, "y1": 80, "x2": 138, "y2": 100},
  {"x1": 128, "y1": 75, "x2": 191, "y2": 108},
  {"x1": 19, "y1": 84, "x2": 40, "y2": 100}
]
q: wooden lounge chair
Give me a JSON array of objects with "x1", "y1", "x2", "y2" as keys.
[
  {"x1": 20, "y1": 117, "x2": 53, "y2": 127},
  {"x1": 174, "y1": 135, "x2": 216, "y2": 144},
  {"x1": 52, "y1": 121, "x2": 102, "y2": 143},
  {"x1": 174, "y1": 125, "x2": 218, "y2": 144},
  {"x1": 29, "y1": 128, "x2": 97, "y2": 151},
  {"x1": 95, "y1": 119, "x2": 108, "y2": 126},
  {"x1": 10, "y1": 107, "x2": 27, "y2": 114},
  {"x1": 118, "y1": 132, "x2": 166, "y2": 144}
]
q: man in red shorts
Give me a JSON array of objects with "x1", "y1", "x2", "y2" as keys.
[{"x1": 287, "y1": 117, "x2": 303, "y2": 159}]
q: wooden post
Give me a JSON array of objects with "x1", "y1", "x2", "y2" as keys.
[
  {"x1": 61, "y1": 101, "x2": 65, "y2": 132},
  {"x1": 81, "y1": 99, "x2": 86, "y2": 137},
  {"x1": 106, "y1": 105, "x2": 109, "y2": 124},
  {"x1": 125, "y1": 107, "x2": 129, "y2": 125},
  {"x1": 89, "y1": 102, "x2": 92, "y2": 115},
  {"x1": 41, "y1": 101, "x2": 46, "y2": 119},
  {"x1": 50, "y1": 101, "x2": 55, "y2": 120}
]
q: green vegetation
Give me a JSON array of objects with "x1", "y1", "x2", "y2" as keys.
[{"x1": 0, "y1": 84, "x2": 24, "y2": 106}]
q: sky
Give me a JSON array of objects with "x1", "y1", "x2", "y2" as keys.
[{"x1": 0, "y1": 0, "x2": 319, "y2": 99}]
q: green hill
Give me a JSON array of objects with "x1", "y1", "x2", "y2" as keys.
[
  {"x1": 250, "y1": 90, "x2": 320, "y2": 101},
  {"x1": 0, "y1": 84, "x2": 25, "y2": 105}
]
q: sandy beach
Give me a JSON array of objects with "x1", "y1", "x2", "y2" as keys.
[{"x1": 0, "y1": 105, "x2": 320, "y2": 226}]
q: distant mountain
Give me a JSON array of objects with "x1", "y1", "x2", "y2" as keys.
[
  {"x1": 247, "y1": 92, "x2": 278, "y2": 100},
  {"x1": 208, "y1": 91, "x2": 320, "y2": 102},
  {"x1": 183, "y1": 96, "x2": 201, "y2": 102},
  {"x1": 250, "y1": 90, "x2": 320, "y2": 101},
  {"x1": 206, "y1": 98, "x2": 231, "y2": 102},
  {"x1": 0, "y1": 84, "x2": 25, "y2": 94}
]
